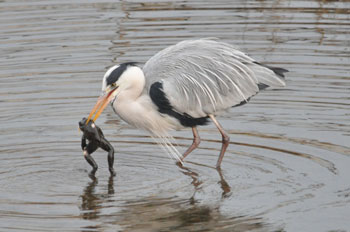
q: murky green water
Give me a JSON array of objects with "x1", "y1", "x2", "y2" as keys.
[{"x1": 0, "y1": 0, "x2": 349, "y2": 231}]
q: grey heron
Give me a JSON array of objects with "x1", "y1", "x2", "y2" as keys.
[{"x1": 86, "y1": 38, "x2": 287, "y2": 168}]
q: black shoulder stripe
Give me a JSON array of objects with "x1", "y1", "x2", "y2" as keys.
[
  {"x1": 106, "y1": 62, "x2": 138, "y2": 86},
  {"x1": 149, "y1": 81, "x2": 172, "y2": 111},
  {"x1": 149, "y1": 81, "x2": 209, "y2": 127}
]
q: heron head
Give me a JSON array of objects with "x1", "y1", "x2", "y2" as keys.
[{"x1": 86, "y1": 62, "x2": 139, "y2": 124}]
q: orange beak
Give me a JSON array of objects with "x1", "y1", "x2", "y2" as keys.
[{"x1": 86, "y1": 88, "x2": 117, "y2": 124}]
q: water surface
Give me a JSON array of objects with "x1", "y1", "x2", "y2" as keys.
[{"x1": 0, "y1": 0, "x2": 349, "y2": 231}]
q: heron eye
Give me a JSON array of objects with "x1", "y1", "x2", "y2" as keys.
[{"x1": 111, "y1": 83, "x2": 116, "y2": 88}]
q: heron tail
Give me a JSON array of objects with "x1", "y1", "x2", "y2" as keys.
[{"x1": 252, "y1": 62, "x2": 288, "y2": 88}]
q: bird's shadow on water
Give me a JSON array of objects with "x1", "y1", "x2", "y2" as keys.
[{"x1": 176, "y1": 161, "x2": 232, "y2": 199}]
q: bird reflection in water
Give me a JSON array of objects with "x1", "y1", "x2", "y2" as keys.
[
  {"x1": 217, "y1": 167, "x2": 231, "y2": 198},
  {"x1": 78, "y1": 169, "x2": 272, "y2": 231},
  {"x1": 117, "y1": 196, "x2": 267, "y2": 231},
  {"x1": 176, "y1": 162, "x2": 231, "y2": 199}
]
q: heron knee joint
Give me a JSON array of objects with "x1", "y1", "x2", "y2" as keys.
[
  {"x1": 194, "y1": 137, "x2": 201, "y2": 146},
  {"x1": 222, "y1": 135, "x2": 230, "y2": 143}
]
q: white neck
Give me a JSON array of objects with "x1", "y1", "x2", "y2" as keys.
[
  {"x1": 112, "y1": 67, "x2": 178, "y2": 134},
  {"x1": 116, "y1": 66, "x2": 145, "y2": 101}
]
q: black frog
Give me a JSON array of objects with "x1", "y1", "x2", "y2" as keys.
[{"x1": 79, "y1": 117, "x2": 116, "y2": 176}]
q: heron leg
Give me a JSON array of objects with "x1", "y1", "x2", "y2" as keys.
[
  {"x1": 100, "y1": 138, "x2": 116, "y2": 176},
  {"x1": 209, "y1": 114, "x2": 230, "y2": 168},
  {"x1": 181, "y1": 127, "x2": 201, "y2": 162},
  {"x1": 84, "y1": 142, "x2": 98, "y2": 176}
]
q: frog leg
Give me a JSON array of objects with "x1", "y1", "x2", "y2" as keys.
[
  {"x1": 84, "y1": 142, "x2": 98, "y2": 176},
  {"x1": 100, "y1": 138, "x2": 116, "y2": 176}
]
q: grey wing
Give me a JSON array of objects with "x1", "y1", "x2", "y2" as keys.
[{"x1": 143, "y1": 38, "x2": 286, "y2": 118}]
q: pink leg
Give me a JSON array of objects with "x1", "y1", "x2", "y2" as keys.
[
  {"x1": 209, "y1": 114, "x2": 230, "y2": 168},
  {"x1": 181, "y1": 127, "x2": 200, "y2": 162}
]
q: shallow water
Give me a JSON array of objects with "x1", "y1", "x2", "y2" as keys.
[{"x1": 0, "y1": 0, "x2": 349, "y2": 231}]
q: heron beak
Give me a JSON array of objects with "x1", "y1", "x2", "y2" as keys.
[{"x1": 86, "y1": 86, "x2": 118, "y2": 124}]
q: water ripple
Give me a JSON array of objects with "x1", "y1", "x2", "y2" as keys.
[{"x1": 1, "y1": 0, "x2": 349, "y2": 231}]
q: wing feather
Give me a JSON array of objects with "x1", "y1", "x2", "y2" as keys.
[{"x1": 143, "y1": 38, "x2": 286, "y2": 118}]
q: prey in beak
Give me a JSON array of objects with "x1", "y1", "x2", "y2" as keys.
[{"x1": 86, "y1": 86, "x2": 118, "y2": 124}]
